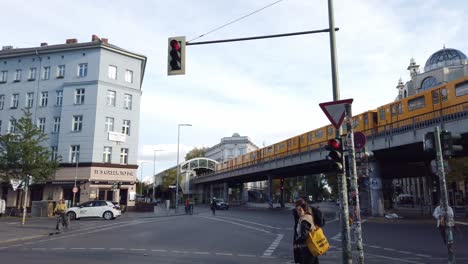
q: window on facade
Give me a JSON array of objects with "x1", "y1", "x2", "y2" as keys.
[
  {"x1": 421, "y1": 76, "x2": 438, "y2": 91},
  {"x1": 122, "y1": 120, "x2": 130, "y2": 135},
  {"x1": 103, "y1": 147, "x2": 112, "y2": 163},
  {"x1": 74, "y1": 88, "x2": 85, "y2": 104},
  {"x1": 56, "y1": 91, "x2": 63, "y2": 106},
  {"x1": 315, "y1": 130, "x2": 323, "y2": 139},
  {"x1": 51, "y1": 146, "x2": 58, "y2": 161},
  {"x1": 106, "y1": 90, "x2": 116, "y2": 106},
  {"x1": 72, "y1": 115, "x2": 83, "y2": 132},
  {"x1": 53, "y1": 117, "x2": 60, "y2": 133},
  {"x1": 123, "y1": 94, "x2": 132, "y2": 110},
  {"x1": 108, "y1": 65, "x2": 117, "y2": 80},
  {"x1": 105, "y1": 117, "x2": 114, "y2": 132},
  {"x1": 70, "y1": 145, "x2": 80, "y2": 163},
  {"x1": 37, "y1": 118, "x2": 46, "y2": 133},
  {"x1": 43, "y1": 67, "x2": 50, "y2": 80},
  {"x1": 407, "y1": 96, "x2": 425, "y2": 111},
  {"x1": 125, "y1": 70, "x2": 133, "y2": 83},
  {"x1": 0, "y1": 95, "x2": 4, "y2": 110},
  {"x1": 8, "y1": 119, "x2": 17, "y2": 133},
  {"x1": 455, "y1": 81, "x2": 468, "y2": 97},
  {"x1": 0, "y1": 71, "x2": 7, "y2": 83},
  {"x1": 379, "y1": 109, "x2": 386, "y2": 120},
  {"x1": 28, "y1": 68, "x2": 36, "y2": 80},
  {"x1": 10, "y1": 94, "x2": 19, "y2": 109},
  {"x1": 57, "y1": 65, "x2": 65, "y2": 78},
  {"x1": 14, "y1": 69, "x2": 21, "y2": 82},
  {"x1": 26, "y1": 92, "x2": 34, "y2": 108},
  {"x1": 441, "y1": 88, "x2": 448, "y2": 102},
  {"x1": 40, "y1": 92, "x2": 48, "y2": 107},
  {"x1": 78, "y1": 63, "x2": 87, "y2": 77},
  {"x1": 120, "y1": 148, "x2": 128, "y2": 165}
]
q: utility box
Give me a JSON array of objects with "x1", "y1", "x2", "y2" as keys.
[
  {"x1": 0, "y1": 199, "x2": 5, "y2": 215},
  {"x1": 31, "y1": 201, "x2": 51, "y2": 217}
]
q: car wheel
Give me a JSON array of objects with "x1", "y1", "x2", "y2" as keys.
[
  {"x1": 103, "y1": 211, "x2": 113, "y2": 220},
  {"x1": 67, "y1": 211, "x2": 76, "y2": 220}
]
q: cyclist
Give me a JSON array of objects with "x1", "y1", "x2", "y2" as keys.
[
  {"x1": 54, "y1": 199, "x2": 68, "y2": 230},
  {"x1": 188, "y1": 197, "x2": 194, "y2": 214}
]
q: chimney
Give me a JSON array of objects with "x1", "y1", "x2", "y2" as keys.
[
  {"x1": 92, "y1": 34, "x2": 100, "y2": 42},
  {"x1": 66, "y1": 38, "x2": 78, "y2": 44},
  {"x1": 40, "y1": 42, "x2": 48, "y2": 47},
  {"x1": 101, "y1": 38, "x2": 108, "y2": 44}
]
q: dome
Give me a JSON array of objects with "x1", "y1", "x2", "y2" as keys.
[
  {"x1": 232, "y1": 133, "x2": 240, "y2": 137},
  {"x1": 424, "y1": 48, "x2": 467, "y2": 72}
]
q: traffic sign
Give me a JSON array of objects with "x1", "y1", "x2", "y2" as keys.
[
  {"x1": 73, "y1": 186, "x2": 78, "y2": 193},
  {"x1": 354, "y1": 132, "x2": 366, "y2": 150},
  {"x1": 319, "y1": 99, "x2": 354, "y2": 129}
]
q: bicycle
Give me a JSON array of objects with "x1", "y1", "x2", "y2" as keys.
[{"x1": 55, "y1": 213, "x2": 69, "y2": 231}]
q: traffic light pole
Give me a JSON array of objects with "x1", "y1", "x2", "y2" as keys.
[
  {"x1": 345, "y1": 104, "x2": 365, "y2": 263},
  {"x1": 434, "y1": 127, "x2": 455, "y2": 263},
  {"x1": 327, "y1": 0, "x2": 352, "y2": 262}
]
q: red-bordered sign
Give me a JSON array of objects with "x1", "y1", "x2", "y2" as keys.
[
  {"x1": 319, "y1": 99, "x2": 353, "y2": 129},
  {"x1": 354, "y1": 131, "x2": 366, "y2": 150}
]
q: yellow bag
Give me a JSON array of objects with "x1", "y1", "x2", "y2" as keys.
[{"x1": 306, "y1": 227, "x2": 330, "y2": 256}]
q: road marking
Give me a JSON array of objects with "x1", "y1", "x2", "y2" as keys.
[
  {"x1": 215, "y1": 216, "x2": 290, "y2": 230},
  {"x1": 193, "y1": 251, "x2": 209, "y2": 255},
  {"x1": 110, "y1": 248, "x2": 124, "y2": 250},
  {"x1": 398, "y1": 251, "x2": 412, "y2": 254},
  {"x1": 216, "y1": 253, "x2": 233, "y2": 256},
  {"x1": 130, "y1": 248, "x2": 146, "y2": 251},
  {"x1": 70, "y1": 248, "x2": 85, "y2": 250},
  {"x1": 455, "y1": 221, "x2": 468, "y2": 226},
  {"x1": 238, "y1": 254, "x2": 256, "y2": 257},
  {"x1": 383, "y1": 248, "x2": 395, "y2": 251},
  {"x1": 366, "y1": 253, "x2": 425, "y2": 264},
  {"x1": 151, "y1": 249, "x2": 167, "y2": 252},
  {"x1": 51, "y1": 247, "x2": 65, "y2": 250},
  {"x1": 263, "y1": 234, "x2": 284, "y2": 256},
  {"x1": 197, "y1": 215, "x2": 271, "y2": 234},
  {"x1": 32, "y1": 248, "x2": 46, "y2": 250},
  {"x1": 414, "y1": 253, "x2": 431, "y2": 258},
  {"x1": 90, "y1": 248, "x2": 105, "y2": 250},
  {"x1": 368, "y1": 245, "x2": 381, "y2": 249}
]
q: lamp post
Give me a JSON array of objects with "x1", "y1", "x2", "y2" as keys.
[
  {"x1": 176, "y1": 124, "x2": 192, "y2": 212},
  {"x1": 139, "y1": 161, "x2": 152, "y2": 197},
  {"x1": 152, "y1": 149, "x2": 164, "y2": 202},
  {"x1": 72, "y1": 154, "x2": 79, "y2": 207}
]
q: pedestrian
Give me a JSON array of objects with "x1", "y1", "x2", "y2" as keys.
[
  {"x1": 210, "y1": 197, "x2": 217, "y2": 216},
  {"x1": 433, "y1": 202, "x2": 454, "y2": 245},
  {"x1": 295, "y1": 203, "x2": 319, "y2": 264},
  {"x1": 184, "y1": 198, "x2": 190, "y2": 214}
]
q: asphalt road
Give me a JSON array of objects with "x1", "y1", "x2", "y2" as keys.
[{"x1": 1, "y1": 203, "x2": 467, "y2": 264}]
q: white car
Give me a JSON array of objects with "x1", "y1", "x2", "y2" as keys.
[{"x1": 66, "y1": 200, "x2": 121, "y2": 220}]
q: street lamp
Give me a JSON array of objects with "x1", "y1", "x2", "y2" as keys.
[
  {"x1": 72, "y1": 154, "x2": 79, "y2": 207},
  {"x1": 139, "y1": 161, "x2": 152, "y2": 197},
  {"x1": 176, "y1": 123, "x2": 192, "y2": 212},
  {"x1": 152, "y1": 149, "x2": 164, "y2": 202}
]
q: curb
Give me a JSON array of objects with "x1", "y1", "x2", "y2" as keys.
[{"x1": 0, "y1": 234, "x2": 47, "y2": 245}]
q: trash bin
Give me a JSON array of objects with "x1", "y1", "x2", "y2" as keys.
[
  {"x1": 0, "y1": 199, "x2": 5, "y2": 215},
  {"x1": 165, "y1": 200, "x2": 170, "y2": 210}
]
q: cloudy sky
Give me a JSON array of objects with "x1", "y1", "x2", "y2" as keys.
[{"x1": 1, "y1": 0, "x2": 467, "y2": 181}]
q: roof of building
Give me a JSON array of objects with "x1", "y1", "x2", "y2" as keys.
[{"x1": 424, "y1": 47, "x2": 467, "y2": 72}]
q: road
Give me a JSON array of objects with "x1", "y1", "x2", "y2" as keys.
[{"x1": 1, "y1": 203, "x2": 467, "y2": 263}]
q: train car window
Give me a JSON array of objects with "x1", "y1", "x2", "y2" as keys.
[
  {"x1": 364, "y1": 114, "x2": 369, "y2": 125},
  {"x1": 287, "y1": 141, "x2": 290, "y2": 148},
  {"x1": 373, "y1": 113, "x2": 378, "y2": 124},
  {"x1": 441, "y1": 88, "x2": 448, "y2": 101},
  {"x1": 301, "y1": 136, "x2": 305, "y2": 144},
  {"x1": 308, "y1": 133, "x2": 313, "y2": 142},
  {"x1": 352, "y1": 118, "x2": 358, "y2": 128},
  {"x1": 408, "y1": 96, "x2": 425, "y2": 111},
  {"x1": 391, "y1": 105, "x2": 397, "y2": 116},
  {"x1": 432, "y1": 90, "x2": 439, "y2": 104},
  {"x1": 379, "y1": 109, "x2": 386, "y2": 120},
  {"x1": 315, "y1": 130, "x2": 323, "y2": 138},
  {"x1": 293, "y1": 138, "x2": 297, "y2": 145},
  {"x1": 327, "y1": 127, "x2": 333, "y2": 136},
  {"x1": 455, "y1": 81, "x2": 468, "y2": 97},
  {"x1": 282, "y1": 143, "x2": 286, "y2": 150},
  {"x1": 341, "y1": 123, "x2": 347, "y2": 133},
  {"x1": 398, "y1": 103, "x2": 402, "y2": 114}
]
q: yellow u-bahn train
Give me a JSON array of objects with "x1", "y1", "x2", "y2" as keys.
[{"x1": 215, "y1": 77, "x2": 468, "y2": 173}]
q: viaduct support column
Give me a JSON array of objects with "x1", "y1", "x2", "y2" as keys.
[
  {"x1": 369, "y1": 161, "x2": 384, "y2": 217},
  {"x1": 223, "y1": 182, "x2": 228, "y2": 202},
  {"x1": 268, "y1": 175, "x2": 273, "y2": 207}
]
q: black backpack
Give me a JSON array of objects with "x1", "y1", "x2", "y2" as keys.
[{"x1": 311, "y1": 206, "x2": 326, "y2": 227}]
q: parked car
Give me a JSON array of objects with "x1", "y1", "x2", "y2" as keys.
[
  {"x1": 66, "y1": 200, "x2": 121, "y2": 220},
  {"x1": 215, "y1": 199, "x2": 229, "y2": 210}
]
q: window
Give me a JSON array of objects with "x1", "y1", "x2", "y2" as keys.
[
  {"x1": 43, "y1": 67, "x2": 50, "y2": 80},
  {"x1": 57, "y1": 65, "x2": 65, "y2": 78},
  {"x1": 37, "y1": 118, "x2": 46, "y2": 133},
  {"x1": 407, "y1": 96, "x2": 425, "y2": 111},
  {"x1": 70, "y1": 145, "x2": 80, "y2": 163},
  {"x1": 122, "y1": 120, "x2": 130, "y2": 135},
  {"x1": 352, "y1": 118, "x2": 359, "y2": 128},
  {"x1": 432, "y1": 90, "x2": 439, "y2": 105},
  {"x1": 51, "y1": 146, "x2": 58, "y2": 161},
  {"x1": 125, "y1": 70, "x2": 133, "y2": 83},
  {"x1": 455, "y1": 81, "x2": 468, "y2": 97},
  {"x1": 8, "y1": 119, "x2": 17, "y2": 133},
  {"x1": 0, "y1": 95, "x2": 4, "y2": 110},
  {"x1": 28, "y1": 68, "x2": 36, "y2": 80},
  {"x1": 315, "y1": 130, "x2": 323, "y2": 139},
  {"x1": 108, "y1": 65, "x2": 117, "y2": 80},
  {"x1": 14, "y1": 69, "x2": 21, "y2": 82},
  {"x1": 120, "y1": 148, "x2": 128, "y2": 165},
  {"x1": 105, "y1": 117, "x2": 114, "y2": 132},
  {"x1": 106, "y1": 90, "x2": 116, "y2": 106},
  {"x1": 0, "y1": 71, "x2": 7, "y2": 83},
  {"x1": 364, "y1": 114, "x2": 369, "y2": 125},
  {"x1": 421, "y1": 76, "x2": 438, "y2": 91},
  {"x1": 103, "y1": 147, "x2": 112, "y2": 163},
  {"x1": 307, "y1": 133, "x2": 313, "y2": 142},
  {"x1": 40, "y1": 92, "x2": 48, "y2": 107},
  {"x1": 78, "y1": 63, "x2": 87, "y2": 77},
  {"x1": 72, "y1": 115, "x2": 83, "y2": 132},
  {"x1": 10, "y1": 94, "x2": 19, "y2": 108},
  {"x1": 327, "y1": 127, "x2": 333, "y2": 136},
  {"x1": 391, "y1": 105, "x2": 397, "y2": 116},
  {"x1": 74, "y1": 88, "x2": 85, "y2": 104},
  {"x1": 123, "y1": 94, "x2": 132, "y2": 110},
  {"x1": 397, "y1": 103, "x2": 402, "y2": 114},
  {"x1": 379, "y1": 109, "x2": 386, "y2": 120},
  {"x1": 56, "y1": 91, "x2": 63, "y2": 106},
  {"x1": 0, "y1": 120, "x2": 2, "y2": 134},
  {"x1": 26, "y1": 92, "x2": 34, "y2": 108},
  {"x1": 441, "y1": 88, "x2": 448, "y2": 102},
  {"x1": 53, "y1": 117, "x2": 60, "y2": 133}
]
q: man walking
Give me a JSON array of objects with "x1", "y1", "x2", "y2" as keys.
[{"x1": 433, "y1": 202, "x2": 454, "y2": 245}]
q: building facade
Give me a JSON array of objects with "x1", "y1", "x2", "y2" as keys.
[{"x1": 0, "y1": 36, "x2": 146, "y2": 209}]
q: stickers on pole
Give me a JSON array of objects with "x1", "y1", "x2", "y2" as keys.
[{"x1": 319, "y1": 99, "x2": 353, "y2": 129}]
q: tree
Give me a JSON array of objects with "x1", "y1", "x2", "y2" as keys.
[
  {"x1": 160, "y1": 168, "x2": 177, "y2": 192},
  {"x1": 185, "y1": 147, "x2": 208, "y2": 161},
  {"x1": 0, "y1": 110, "x2": 59, "y2": 182}
]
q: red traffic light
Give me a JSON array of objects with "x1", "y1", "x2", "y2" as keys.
[
  {"x1": 327, "y1": 138, "x2": 341, "y2": 149},
  {"x1": 280, "y1": 178, "x2": 284, "y2": 183},
  {"x1": 170, "y1": 39, "x2": 180, "y2": 51}
]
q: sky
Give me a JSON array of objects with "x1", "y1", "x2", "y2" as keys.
[{"x1": 1, "y1": 0, "x2": 467, "y2": 182}]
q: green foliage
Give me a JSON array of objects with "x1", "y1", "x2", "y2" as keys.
[
  {"x1": 448, "y1": 156, "x2": 468, "y2": 182},
  {"x1": 160, "y1": 168, "x2": 177, "y2": 192},
  {"x1": 0, "y1": 110, "x2": 59, "y2": 182},
  {"x1": 184, "y1": 147, "x2": 208, "y2": 161}
]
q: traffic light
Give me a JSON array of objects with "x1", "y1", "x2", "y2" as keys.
[
  {"x1": 167, "y1": 36, "x2": 186, "y2": 76},
  {"x1": 280, "y1": 178, "x2": 284, "y2": 190},
  {"x1": 325, "y1": 138, "x2": 343, "y2": 172},
  {"x1": 441, "y1": 130, "x2": 463, "y2": 158},
  {"x1": 423, "y1": 132, "x2": 435, "y2": 155}
]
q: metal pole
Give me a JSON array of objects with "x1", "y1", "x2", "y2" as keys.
[
  {"x1": 152, "y1": 150, "x2": 164, "y2": 202},
  {"x1": 22, "y1": 175, "x2": 30, "y2": 225},
  {"x1": 346, "y1": 104, "x2": 365, "y2": 263},
  {"x1": 176, "y1": 125, "x2": 180, "y2": 212},
  {"x1": 434, "y1": 127, "x2": 455, "y2": 263},
  {"x1": 72, "y1": 155, "x2": 79, "y2": 206},
  {"x1": 140, "y1": 163, "x2": 143, "y2": 195},
  {"x1": 328, "y1": 0, "x2": 351, "y2": 262}
]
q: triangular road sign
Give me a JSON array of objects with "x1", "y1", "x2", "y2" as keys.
[{"x1": 319, "y1": 99, "x2": 353, "y2": 129}]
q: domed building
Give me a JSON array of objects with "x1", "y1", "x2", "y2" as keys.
[{"x1": 396, "y1": 47, "x2": 468, "y2": 100}]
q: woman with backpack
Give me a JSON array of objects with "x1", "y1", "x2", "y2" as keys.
[{"x1": 294, "y1": 201, "x2": 319, "y2": 264}]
